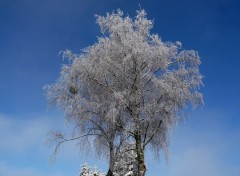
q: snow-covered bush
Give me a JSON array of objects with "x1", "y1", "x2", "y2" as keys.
[
  {"x1": 113, "y1": 142, "x2": 137, "y2": 176},
  {"x1": 79, "y1": 164, "x2": 105, "y2": 176}
]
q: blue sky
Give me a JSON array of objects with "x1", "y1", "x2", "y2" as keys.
[{"x1": 0, "y1": 0, "x2": 239, "y2": 175}]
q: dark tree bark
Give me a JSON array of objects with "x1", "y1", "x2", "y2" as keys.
[{"x1": 106, "y1": 169, "x2": 114, "y2": 176}]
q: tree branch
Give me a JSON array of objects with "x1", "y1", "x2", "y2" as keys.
[
  {"x1": 89, "y1": 119, "x2": 108, "y2": 137},
  {"x1": 143, "y1": 119, "x2": 163, "y2": 149},
  {"x1": 143, "y1": 59, "x2": 180, "y2": 89},
  {"x1": 143, "y1": 121, "x2": 150, "y2": 146},
  {"x1": 115, "y1": 123, "x2": 135, "y2": 136},
  {"x1": 81, "y1": 64, "x2": 115, "y2": 93},
  {"x1": 49, "y1": 130, "x2": 101, "y2": 162},
  {"x1": 105, "y1": 59, "x2": 135, "y2": 80}
]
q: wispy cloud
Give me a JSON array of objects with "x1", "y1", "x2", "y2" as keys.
[
  {"x1": 147, "y1": 110, "x2": 240, "y2": 176},
  {"x1": 0, "y1": 113, "x2": 108, "y2": 176},
  {"x1": 0, "y1": 160, "x2": 66, "y2": 176},
  {"x1": 1, "y1": 109, "x2": 239, "y2": 176},
  {"x1": 0, "y1": 114, "x2": 51, "y2": 153},
  {"x1": 164, "y1": 147, "x2": 238, "y2": 176}
]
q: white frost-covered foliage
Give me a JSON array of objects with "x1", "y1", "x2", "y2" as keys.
[
  {"x1": 113, "y1": 142, "x2": 137, "y2": 176},
  {"x1": 45, "y1": 9, "x2": 203, "y2": 176},
  {"x1": 79, "y1": 164, "x2": 105, "y2": 176}
]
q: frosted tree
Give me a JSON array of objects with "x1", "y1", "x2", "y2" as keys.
[{"x1": 45, "y1": 9, "x2": 203, "y2": 176}]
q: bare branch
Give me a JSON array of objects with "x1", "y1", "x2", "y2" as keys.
[
  {"x1": 143, "y1": 119, "x2": 163, "y2": 149},
  {"x1": 143, "y1": 59, "x2": 181, "y2": 89},
  {"x1": 49, "y1": 130, "x2": 101, "y2": 162},
  {"x1": 115, "y1": 123, "x2": 135, "y2": 136},
  {"x1": 142, "y1": 121, "x2": 150, "y2": 146},
  {"x1": 105, "y1": 58, "x2": 135, "y2": 80}
]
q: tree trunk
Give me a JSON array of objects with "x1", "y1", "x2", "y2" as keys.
[
  {"x1": 135, "y1": 132, "x2": 146, "y2": 176},
  {"x1": 132, "y1": 60, "x2": 146, "y2": 175},
  {"x1": 106, "y1": 142, "x2": 115, "y2": 176},
  {"x1": 106, "y1": 169, "x2": 113, "y2": 176}
]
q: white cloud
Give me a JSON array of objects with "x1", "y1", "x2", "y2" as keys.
[
  {"x1": 0, "y1": 113, "x2": 80, "y2": 154},
  {"x1": 160, "y1": 144, "x2": 240, "y2": 176},
  {"x1": 1, "y1": 109, "x2": 239, "y2": 176},
  {"x1": 146, "y1": 110, "x2": 240, "y2": 176},
  {"x1": 0, "y1": 114, "x2": 50, "y2": 152},
  {"x1": 0, "y1": 161, "x2": 66, "y2": 176},
  {"x1": 0, "y1": 113, "x2": 108, "y2": 176},
  {"x1": 166, "y1": 148, "x2": 226, "y2": 176}
]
